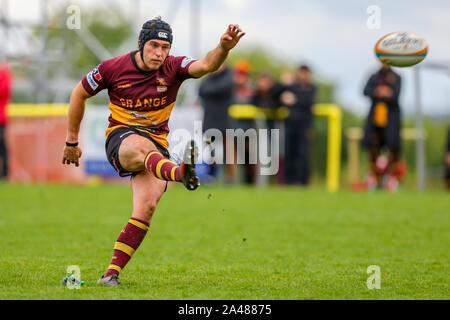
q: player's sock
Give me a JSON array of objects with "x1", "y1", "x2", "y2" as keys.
[
  {"x1": 104, "y1": 217, "x2": 149, "y2": 277},
  {"x1": 144, "y1": 150, "x2": 182, "y2": 182}
]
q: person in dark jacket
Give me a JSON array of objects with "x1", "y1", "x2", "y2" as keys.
[
  {"x1": 251, "y1": 72, "x2": 284, "y2": 183},
  {"x1": 251, "y1": 72, "x2": 284, "y2": 130},
  {"x1": 281, "y1": 65, "x2": 317, "y2": 185},
  {"x1": 198, "y1": 62, "x2": 234, "y2": 182},
  {"x1": 230, "y1": 60, "x2": 256, "y2": 185},
  {"x1": 362, "y1": 63, "x2": 402, "y2": 191}
]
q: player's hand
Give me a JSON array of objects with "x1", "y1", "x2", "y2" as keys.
[
  {"x1": 281, "y1": 91, "x2": 297, "y2": 106},
  {"x1": 380, "y1": 86, "x2": 393, "y2": 98},
  {"x1": 62, "y1": 145, "x2": 82, "y2": 167},
  {"x1": 376, "y1": 85, "x2": 393, "y2": 98},
  {"x1": 220, "y1": 24, "x2": 245, "y2": 51}
]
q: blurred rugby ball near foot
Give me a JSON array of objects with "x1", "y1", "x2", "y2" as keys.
[{"x1": 375, "y1": 32, "x2": 428, "y2": 67}]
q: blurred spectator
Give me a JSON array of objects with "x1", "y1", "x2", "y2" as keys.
[
  {"x1": 0, "y1": 61, "x2": 12, "y2": 180},
  {"x1": 280, "y1": 69, "x2": 296, "y2": 86},
  {"x1": 445, "y1": 127, "x2": 450, "y2": 190},
  {"x1": 198, "y1": 61, "x2": 234, "y2": 183},
  {"x1": 280, "y1": 65, "x2": 317, "y2": 186},
  {"x1": 231, "y1": 60, "x2": 256, "y2": 185},
  {"x1": 251, "y1": 72, "x2": 284, "y2": 183},
  {"x1": 362, "y1": 63, "x2": 402, "y2": 191},
  {"x1": 252, "y1": 72, "x2": 284, "y2": 129}
]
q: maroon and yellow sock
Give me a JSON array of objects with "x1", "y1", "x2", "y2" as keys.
[
  {"x1": 144, "y1": 150, "x2": 182, "y2": 182},
  {"x1": 104, "y1": 217, "x2": 149, "y2": 277}
]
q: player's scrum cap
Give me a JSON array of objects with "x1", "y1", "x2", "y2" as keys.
[{"x1": 139, "y1": 17, "x2": 173, "y2": 52}]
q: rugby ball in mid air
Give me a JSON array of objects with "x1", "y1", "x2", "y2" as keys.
[{"x1": 375, "y1": 32, "x2": 428, "y2": 67}]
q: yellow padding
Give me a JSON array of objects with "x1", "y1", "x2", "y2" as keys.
[
  {"x1": 228, "y1": 104, "x2": 289, "y2": 120},
  {"x1": 114, "y1": 242, "x2": 135, "y2": 256},
  {"x1": 128, "y1": 219, "x2": 149, "y2": 231},
  {"x1": 108, "y1": 264, "x2": 122, "y2": 272},
  {"x1": 155, "y1": 159, "x2": 172, "y2": 180},
  {"x1": 8, "y1": 104, "x2": 69, "y2": 117}
]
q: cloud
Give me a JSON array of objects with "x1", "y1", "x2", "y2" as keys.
[{"x1": 7, "y1": 0, "x2": 40, "y2": 22}]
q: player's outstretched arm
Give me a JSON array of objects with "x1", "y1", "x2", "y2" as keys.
[
  {"x1": 188, "y1": 24, "x2": 245, "y2": 78},
  {"x1": 62, "y1": 82, "x2": 91, "y2": 167}
]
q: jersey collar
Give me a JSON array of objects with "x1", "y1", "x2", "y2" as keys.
[{"x1": 130, "y1": 50, "x2": 156, "y2": 75}]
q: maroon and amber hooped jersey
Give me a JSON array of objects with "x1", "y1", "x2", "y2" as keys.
[{"x1": 81, "y1": 51, "x2": 197, "y2": 148}]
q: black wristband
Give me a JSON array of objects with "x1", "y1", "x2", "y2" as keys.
[{"x1": 66, "y1": 141, "x2": 79, "y2": 147}]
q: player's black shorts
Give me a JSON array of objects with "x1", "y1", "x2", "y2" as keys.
[
  {"x1": 105, "y1": 126, "x2": 170, "y2": 178},
  {"x1": 368, "y1": 126, "x2": 400, "y2": 151}
]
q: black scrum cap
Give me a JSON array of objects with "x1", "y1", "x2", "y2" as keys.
[{"x1": 138, "y1": 18, "x2": 173, "y2": 58}]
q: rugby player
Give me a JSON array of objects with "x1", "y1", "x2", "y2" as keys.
[
  {"x1": 62, "y1": 17, "x2": 245, "y2": 286},
  {"x1": 362, "y1": 63, "x2": 402, "y2": 191}
]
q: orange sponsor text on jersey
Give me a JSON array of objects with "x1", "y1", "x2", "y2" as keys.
[{"x1": 119, "y1": 96, "x2": 168, "y2": 109}]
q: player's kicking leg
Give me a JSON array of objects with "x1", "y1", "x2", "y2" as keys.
[{"x1": 97, "y1": 134, "x2": 199, "y2": 286}]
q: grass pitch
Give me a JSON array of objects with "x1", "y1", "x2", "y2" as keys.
[{"x1": 0, "y1": 183, "x2": 448, "y2": 299}]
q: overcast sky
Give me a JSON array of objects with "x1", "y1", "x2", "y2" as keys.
[{"x1": 7, "y1": 0, "x2": 450, "y2": 116}]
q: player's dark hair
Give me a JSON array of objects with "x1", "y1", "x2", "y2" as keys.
[
  {"x1": 138, "y1": 17, "x2": 173, "y2": 60},
  {"x1": 298, "y1": 64, "x2": 311, "y2": 72}
]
